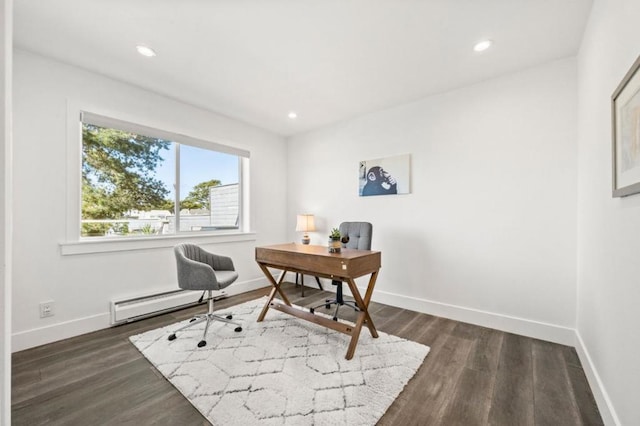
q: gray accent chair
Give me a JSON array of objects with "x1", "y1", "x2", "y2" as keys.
[
  {"x1": 168, "y1": 243, "x2": 242, "y2": 348},
  {"x1": 311, "y1": 222, "x2": 372, "y2": 320}
]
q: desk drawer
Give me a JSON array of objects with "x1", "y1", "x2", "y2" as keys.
[{"x1": 256, "y1": 246, "x2": 380, "y2": 280}]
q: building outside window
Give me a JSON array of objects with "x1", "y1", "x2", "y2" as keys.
[{"x1": 80, "y1": 113, "x2": 247, "y2": 238}]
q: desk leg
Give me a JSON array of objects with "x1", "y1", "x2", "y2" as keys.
[
  {"x1": 344, "y1": 271, "x2": 379, "y2": 360},
  {"x1": 361, "y1": 271, "x2": 379, "y2": 337},
  {"x1": 257, "y1": 264, "x2": 291, "y2": 322},
  {"x1": 345, "y1": 273, "x2": 379, "y2": 338},
  {"x1": 300, "y1": 274, "x2": 304, "y2": 297}
]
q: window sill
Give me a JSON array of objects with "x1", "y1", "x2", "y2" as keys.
[{"x1": 59, "y1": 232, "x2": 257, "y2": 256}]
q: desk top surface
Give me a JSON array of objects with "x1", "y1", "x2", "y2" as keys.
[{"x1": 256, "y1": 243, "x2": 379, "y2": 260}]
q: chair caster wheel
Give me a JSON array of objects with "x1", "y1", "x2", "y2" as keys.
[
  {"x1": 226, "y1": 315, "x2": 233, "y2": 320},
  {"x1": 333, "y1": 317, "x2": 338, "y2": 321},
  {"x1": 197, "y1": 340, "x2": 207, "y2": 348},
  {"x1": 168, "y1": 333, "x2": 176, "y2": 341},
  {"x1": 325, "y1": 304, "x2": 330, "y2": 310},
  {"x1": 310, "y1": 308, "x2": 315, "y2": 314},
  {"x1": 234, "y1": 327, "x2": 242, "y2": 332}
]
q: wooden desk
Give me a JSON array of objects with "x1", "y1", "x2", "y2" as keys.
[{"x1": 255, "y1": 243, "x2": 381, "y2": 360}]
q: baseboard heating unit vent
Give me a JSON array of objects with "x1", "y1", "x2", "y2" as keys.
[{"x1": 110, "y1": 289, "x2": 227, "y2": 325}]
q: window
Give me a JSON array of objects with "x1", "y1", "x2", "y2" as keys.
[{"x1": 80, "y1": 112, "x2": 248, "y2": 239}]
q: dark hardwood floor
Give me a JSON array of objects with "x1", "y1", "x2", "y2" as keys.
[{"x1": 12, "y1": 283, "x2": 603, "y2": 425}]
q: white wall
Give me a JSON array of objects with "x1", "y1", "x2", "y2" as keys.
[
  {"x1": 288, "y1": 58, "x2": 578, "y2": 343},
  {"x1": 12, "y1": 50, "x2": 287, "y2": 351},
  {"x1": 576, "y1": 1, "x2": 640, "y2": 425},
  {"x1": 1, "y1": 0, "x2": 12, "y2": 423}
]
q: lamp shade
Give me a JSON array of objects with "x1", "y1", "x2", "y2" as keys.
[{"x1": 296, "y1": 214, "x2": 316, "y2": 232}]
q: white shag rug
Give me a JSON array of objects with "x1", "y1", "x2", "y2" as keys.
[{"x1": 130, "y1": 298, "x2": 429, "y2": 425}]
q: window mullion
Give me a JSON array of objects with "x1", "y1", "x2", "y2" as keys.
[{"x1": 175, "y1": 142, "x2": 181, "y2": 234}]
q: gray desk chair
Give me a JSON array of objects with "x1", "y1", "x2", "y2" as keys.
[
  {"x1": 312, "y1": 222, "x2": 372, "y2": 320},
  {"x1": 168, "y1": 243, "x2": 242, "y2": 348}
]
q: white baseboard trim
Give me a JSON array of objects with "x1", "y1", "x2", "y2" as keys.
[
  {"x1": 289, "y1": 276, "x2": 574, "y2": 345},
  {"x1": 368, "y1": 288, "x2": 576, "y2": 345},
  {"x1": 12, "y1": 312, "x2": 111, "y2": 353},
  {"x1": 13, "y1": 274, "x2": 578, "y2": 356},
  {"x1": 289, "y1": 275, "x2": 574, "y2": 345},
  {"x1": 574, "y1": 331, "x2": 620, "y2": 426},
  {"x1": 12, "y1": 277, "x2": 270, "y2": 352}
]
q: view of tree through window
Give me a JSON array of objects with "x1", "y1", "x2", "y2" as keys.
[{"x1": 81, "y1": 122, "x2": 241, "y2": 237}]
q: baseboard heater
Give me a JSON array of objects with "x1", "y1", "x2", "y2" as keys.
[{"x1": 110, "y1": 289, "x2": 227, "y2": 325}]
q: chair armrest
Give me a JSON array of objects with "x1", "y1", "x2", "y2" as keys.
[{"x1": 202, "y1": 251, "x2": 235, "y2": 272}]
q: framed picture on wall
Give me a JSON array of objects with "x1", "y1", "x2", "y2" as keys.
[
  {"x1": 359, "y1": 154, "x2": 411, "y2": 197},
  {"x1": 612, "y1": 54, "x2": 640, "y2": 197}
]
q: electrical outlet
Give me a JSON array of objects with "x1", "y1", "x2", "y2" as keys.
[{"x1": 39, "y1": 301, "x2": 55, "y2": 318}]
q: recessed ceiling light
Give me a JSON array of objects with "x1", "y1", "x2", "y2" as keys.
[
  {"x1": 288, "y1": 112, "x2": 298, "y2": 119},
  {"x1": 136, "y1": 45, "x2": 157, "y2": 57},
  {"x1": 473, "y1": 40, "x2": 492, "y2": 52}
]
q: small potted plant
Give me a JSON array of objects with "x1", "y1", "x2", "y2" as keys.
[{"x1": 328, "y1": 228, "x2": 342, "y2": 253}]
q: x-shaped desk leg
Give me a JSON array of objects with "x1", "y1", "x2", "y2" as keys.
[
  {"x1": 257, "y1": 263, "x2": 291, "y2": 322},
  {"x1": 344, "y1": 271, "x2": 379, "y2": 359}
]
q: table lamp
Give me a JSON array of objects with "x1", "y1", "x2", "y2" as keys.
[{"x1": 296, "y1": 214, "x2": 315, "y2": 245}]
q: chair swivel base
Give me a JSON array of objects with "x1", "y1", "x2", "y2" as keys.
[
  {"x1": 309, "y1": 279, "x2": 359, "y2": 321},
  {"x1": 309, "y1": 299, "x2": 359, "y2": 321},
  {"x1": 168, "y1": 312, "x2": 242, "y2": 348}
]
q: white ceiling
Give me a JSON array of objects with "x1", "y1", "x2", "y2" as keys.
[{"x1": 14, "y1": 0, "x2": 593, "y2": 136}]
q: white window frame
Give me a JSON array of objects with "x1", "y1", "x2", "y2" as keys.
[{"x1": 60, "y1": 101, "x2": 254, "y2": 255}]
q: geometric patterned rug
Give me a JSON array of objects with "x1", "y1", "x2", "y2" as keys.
[{"x1": 130, "y1": 297, "x2": 429, "y2": 425}]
